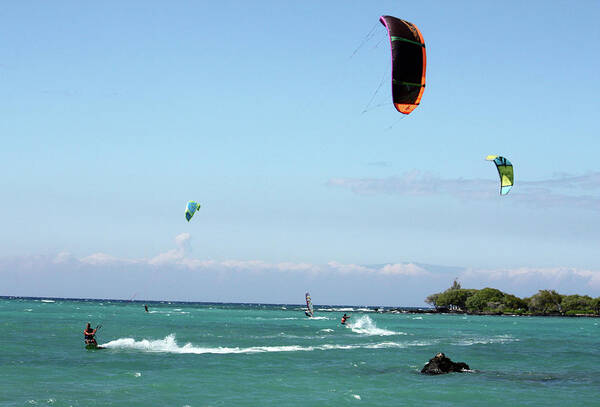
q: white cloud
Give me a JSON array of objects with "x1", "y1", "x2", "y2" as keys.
[
  {"x1": 149, "y1": 249, "x2": 185, "y2": 266},
  {"x1": 53, "y1": 252, "x2": 73, "y2": 264},
  {"x1": 380, "y1": 263, "x2": 430, "y2": 276},
  {"x1": 459, "y1": 266, "x2": 600, "y2": 293},
  {"x1": 2, "y1": 234, "x2": 599, "y2": 304},
  {"x1": 81, "y1": 252, "x2": 136, "y2": 265},
  {"x1": 148, "y1": 233, "x2": 191, "y2": 265},
  {"x1": 175, "y1": 233, "x2": 191, "y2": 249},
  {"x1": 328, "y1": 171, "x2": 600, "y2": 211},
  {"x1": 325, "y1": 262, "x2": 429, "y2": 276},
  {"x1": 327, "y1": 261, "x2": 371, "y2": 273},
  {"x1": 327, "y1": 171, "x2": 492, "y2": 199}
]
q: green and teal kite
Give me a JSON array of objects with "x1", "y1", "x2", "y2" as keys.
[
  {"x1": 185, "y1": 201, "x2": 201, "y2": 222},
  {"x1": 486, "y1": 155, "x2": 514, "y2": 195}
]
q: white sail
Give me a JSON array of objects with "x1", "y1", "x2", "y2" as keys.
[{"x1": 305, "y1": 292, "x2": 314, "y2": 317}]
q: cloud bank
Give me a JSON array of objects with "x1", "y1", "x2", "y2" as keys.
[
  {"x1": 1, "y1": 234, "x2": 598, "y2": 306},
  {"x1": 328, "y1": 171, "x2": 600, "y2": 210}
]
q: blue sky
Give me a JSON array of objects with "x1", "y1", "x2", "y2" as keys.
[{"x1": 1, "y1": 1, "x2": 599, "y2": 305}]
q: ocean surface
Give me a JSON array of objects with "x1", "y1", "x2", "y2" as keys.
[{"x1": 1, "y1": 298, "x2": 598, "y2": 406}]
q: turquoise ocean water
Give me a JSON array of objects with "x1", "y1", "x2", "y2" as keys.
[{"x1": 1, "y1": 297, "x2": 598, "y2": 406}]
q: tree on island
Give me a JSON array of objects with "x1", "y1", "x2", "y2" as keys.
[
  {"x1": 425, "y1": 293, "x2": 441, "y2": 309},
  {"x1": 528, "y1": 290, "x2": 563, "y2": 314},
  {"x1": 502, "y1": 294, "x2": 528, "y2": 313},
  {"x1": 426, "y1": 279, "x2": 476, "y2": 311},
  {"x1": 592, "y1": 298, "x2": 600, "y2": 315},
  {"x1": 449, "y1": 278, "x2": 461, "y2": 290},
  {"x1": 561, "y1": 294, "x2": 597, "y2": 315},
  {"x1": 425, "y1": 282, "x2": 599, "y2": 316}
]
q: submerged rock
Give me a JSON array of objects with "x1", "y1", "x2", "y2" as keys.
[{"x1": 421, "y1": 353, "x2": 470, "y2": 375}]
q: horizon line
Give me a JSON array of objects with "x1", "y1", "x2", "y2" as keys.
[{"x1": 0, "y1": 295, "x2": 432, "y2": 310}]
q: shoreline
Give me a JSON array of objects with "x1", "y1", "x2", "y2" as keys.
[
  {"x1": 2, "y1": 295, "x2": 598, "y2": 317},
  {"x1": 384, "y1": 308, "x2": 599, "y2": 318}
]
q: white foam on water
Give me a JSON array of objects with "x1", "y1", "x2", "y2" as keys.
[
  {"x1": 352, "y1": 394, "x2": 361, "y2": 400},
  {"x1": 134, "y1": 372, "x2": 141, "y2": 377},
  {"x1": 364, "y1": 341, "x2": 406, "y2": 349},
  {"x1": 24, "y1": 309, "x2": 33, "y2": 312},
  {"x1": 347, "y1": 316, "x2": 405, "y2": 336},
  {"x1": 412, "y1": 316, "x2": 423, "y2": 320},
  {"x1": 40, "y1": 300, "x2": 55, "y2": 303},
  {"x1": 406, "y1": 339, "x2": 437, "y2": 347},
  {"x1": 320, "y1": 328, "x2": 334, "y2": 333},
  {"x1": 101, "y1": 334, "x2": 412, "y2": 355},
  {"x1": 309, "y1": 316, "x2": 329, "y2": 320},
  {"x1": 456, "y1": 334, "x2": 518, "y2": 346}
]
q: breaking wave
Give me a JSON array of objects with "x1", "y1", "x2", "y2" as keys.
[
  {"x1": 101, "y1": 334, "x2": 413, "y2": 355},
  {"x1": 346, "y1": 316, "x2": 405, "y2": 336},
  {"x1": 455, "y1": 335, "x2": 518, "y2": 346},
  {"x1": 319, "y1": 307, "x2": 355, "y2": 312}
]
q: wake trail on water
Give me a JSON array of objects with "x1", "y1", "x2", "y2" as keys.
[
  {"x1": 101, "y1": 334, "x2": 418, "y2": 355},
  {"x1": 346, "y1": 316, "x2": 406, "y2": 336}
]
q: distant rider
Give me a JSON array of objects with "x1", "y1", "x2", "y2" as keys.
[
  {"x1": 341, "y1": 314, "x2": 350, "y2": 325},
  {"x1": 84, "y1": 323, "x2": 98, "y2": 346}
]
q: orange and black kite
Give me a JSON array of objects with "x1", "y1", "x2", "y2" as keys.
[{"x1": 379, "y1": 15, "x2": 426, "y2": 114}]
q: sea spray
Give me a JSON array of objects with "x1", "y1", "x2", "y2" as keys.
[
  {"x1": 101, "y1": 334, "x2": 408, "y2": 354},
  {"x1": 346, "y1": 315, "x2": 405, "y2": 336}
]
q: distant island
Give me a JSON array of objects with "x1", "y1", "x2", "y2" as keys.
[{"x1": 423, "y1": 280, "x2": 600, "y2": 317}]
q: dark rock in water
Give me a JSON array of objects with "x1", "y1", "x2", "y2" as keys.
[{"x1": 421, "y1": 353, "x2": 470, "y2": 375}]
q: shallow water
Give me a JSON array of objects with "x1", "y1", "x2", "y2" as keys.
[{"x1": 1, "y1": 298, "x2": 598, "y2": 406}]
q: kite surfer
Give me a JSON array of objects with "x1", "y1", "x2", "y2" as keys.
[
  {"x1": 83, "y1": 323, "x2": 98, "y2": 346},
  {"x1": 144, "y1": 304, "x2": 149, "y2": 312},
  {"x1": 341, "y1": 314, "x2": 350, "y2": 325}
]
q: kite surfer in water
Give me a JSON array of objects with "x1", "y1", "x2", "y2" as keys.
[
  {"x1": 144, "y1": 304, "x2": 149, "y2": 312},
  {"x1": 341, "y1": 314, "x2": 350, "y2": 325},
  {"x1": 83, "y1": 323, "x2": 98, "y2": 346}
]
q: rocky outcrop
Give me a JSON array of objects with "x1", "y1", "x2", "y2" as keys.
[{"x1": 421, "y1": 353, "x2": 470, "y2": 375}]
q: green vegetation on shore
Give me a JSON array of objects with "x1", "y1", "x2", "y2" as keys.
[{"x1": 425, "y1": 280, "x2": 600, "y2": 316}]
